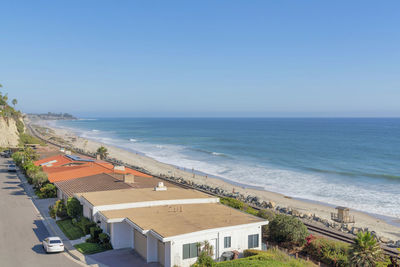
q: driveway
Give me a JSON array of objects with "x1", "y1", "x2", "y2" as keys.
[
  {"x1": 0, "y1": 157, "x2": 82, "y2": 267},
  {"x1": 87, "y1": 248, "x2": 160, "y2": 267}
]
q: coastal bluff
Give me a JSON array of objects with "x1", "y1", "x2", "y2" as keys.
[{"x1": 0, "y1": 116, "x2": 21, "y2": 147}]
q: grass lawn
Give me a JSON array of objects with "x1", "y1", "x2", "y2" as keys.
[
  {"x1": 56, "y1": 218, "x2": 85, "y2": 240},
  {"x1": 74, "y1": 242, "x2": 110, "y2": 255}
]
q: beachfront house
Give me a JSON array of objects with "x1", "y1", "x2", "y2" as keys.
[{"x1": 76, "y1": 187, "x2": 268, "y2": 267}]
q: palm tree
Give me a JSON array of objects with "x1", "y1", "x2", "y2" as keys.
[
  {"x1": 12, "y1": 99, "x2": 17, "y2": 107},
  {"x1": 349, "y1": 231, "x2": 383, "y2": 267},
  {"x1": 96, "y1": 146, "x2": 108, "y2": 160}
]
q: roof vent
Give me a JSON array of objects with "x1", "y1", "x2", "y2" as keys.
[
  {"x1": 154, "y1": 182, "x2": 167, "y2": 191},
  {"x1": 114, "y1": 165, "x2": 125, "y2": 172}
]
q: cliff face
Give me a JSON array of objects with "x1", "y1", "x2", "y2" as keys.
[{"x1": 0, "y1": 117, "x2": 20, "y2": 147}]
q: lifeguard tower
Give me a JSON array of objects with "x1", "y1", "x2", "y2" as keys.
[{"x1": 331, "y1": 206, "x2": 355, "y2": 223}]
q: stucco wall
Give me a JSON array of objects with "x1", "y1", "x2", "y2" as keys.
[
  {"x1": 169, "y1": 224, "x2": 263, "y2": 267},
  {"x1": 134, "y1": 229, "x2": 147, "y2": 260}
]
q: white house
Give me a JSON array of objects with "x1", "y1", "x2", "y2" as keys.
[
  {"x1": 76, "y1": 187, "x2": 268, "y2": 267},
  {"x1": 99, "y1": 203, "x2": 267, "y2": 267}
]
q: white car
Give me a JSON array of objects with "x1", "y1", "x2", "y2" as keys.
[
  {"x1": 8, "y1": 164, "x2": 17, "y2": 172},
  {"x1": 42, "y1": 237, "x2": 64, "y2": 253}
]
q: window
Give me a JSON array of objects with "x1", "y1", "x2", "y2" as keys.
[
  {"x1": 248, "y1": 234, "x2": 259, "y2": 249},
  {"x1": 224, "y1": 236, "x2": 231, "y2": 248},
  {"x1": 183, "y1": 243, "x2": 198, "y2": 259}
]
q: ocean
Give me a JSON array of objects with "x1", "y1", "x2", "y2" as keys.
[{"x1": 55, "y1": 118, "x2": 400, "y2": 219}]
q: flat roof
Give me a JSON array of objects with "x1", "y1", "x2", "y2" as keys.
[
  {"x1": 80, "y1": 187, "x2": 215, "y2": 206},
  {"x1": 101, "y1": 203, "x2": 266, "y2": 238}
]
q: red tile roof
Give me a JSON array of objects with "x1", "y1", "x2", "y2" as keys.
[{"x1": 36, "y1": 155, "x2": 152, "y2": 183}]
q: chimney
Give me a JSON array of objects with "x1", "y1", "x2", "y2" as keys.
[
  {"x1": 65, "y1": 150, "x2": 71, "y2": 155},
  {"x1": 154, "y1": 182, "x2": 167, "y2": 191},
  {"x1": 96, "y1": 154, "x2": 101, "y2": 160},
  {"x1": 124, "y1": 173, "x2": 135, "y2": 184}
]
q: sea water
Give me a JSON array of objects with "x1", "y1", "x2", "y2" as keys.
[{"x1": 55, "y1": 118, "x2": 400, "y2": 218}]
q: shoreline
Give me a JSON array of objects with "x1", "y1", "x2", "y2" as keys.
[{"x1": 29, "y1": 118, "x2": 400, "y2": 244}]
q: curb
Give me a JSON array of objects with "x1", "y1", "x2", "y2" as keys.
[{"x1": 15, "y1": 169, "x2": 96, "y2": 266}]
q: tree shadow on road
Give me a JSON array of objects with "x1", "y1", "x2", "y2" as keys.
[{"x1": 4, "y1": 181, "x2": 20, "y2": 184}]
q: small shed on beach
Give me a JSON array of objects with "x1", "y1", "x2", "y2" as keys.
[{"x1": 331, "y1": 206, "x2": 355, "y2": 223}]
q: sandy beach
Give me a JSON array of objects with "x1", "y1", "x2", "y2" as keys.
[{"x1": 28, "y1": 119, "x2": 400, "y2": 243}]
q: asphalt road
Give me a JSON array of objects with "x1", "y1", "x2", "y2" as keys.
[{"x1": 0, "y1": 157, "x2": 82, "y2": 267}]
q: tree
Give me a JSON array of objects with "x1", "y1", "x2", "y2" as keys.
[
  {"x1": 67, "y1": 197, "x2": 83, "y2": 218},
  {"x1": 12, "y1": 99, "x2": 17, "y2": 107},
  {"x1": 96, "y1": 146, "x2": 108, "y2": 160},
  {"x1": 268, "y1": 214, "x2": 308, "y2": 246},
  {"x1": 349, "y1": 231, "x2": 383, "y2": 267}
]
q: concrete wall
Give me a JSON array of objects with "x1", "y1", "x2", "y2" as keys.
[
  {"x1": 134, "y1": 229, "x2": 147, "y2": 260},
  {"x1": 110, "y1": 222, "x2": 133, "y2": 249},
  {"x1": 169, "y1": 224, "x2": 263, "y2": 267}
]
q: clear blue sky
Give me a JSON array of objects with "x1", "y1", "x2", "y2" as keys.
[{"x1": 1, "y1": 1, "x2": 399, "y2": 117}]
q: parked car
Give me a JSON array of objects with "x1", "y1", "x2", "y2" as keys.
[
  {"x1": 0, "y1": 150, "x2": 11, "y2": 158},
  {"x1": 42, "y1": 237, "x2": 64, "y2": 253},
  {"x1": 8, "y1": 164, "x2": 17, "y2": 172}
]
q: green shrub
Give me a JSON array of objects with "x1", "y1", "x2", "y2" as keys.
[
  {"x1": 77, "y1": 217, "x2": 96, "y2": 235},
  {"x1": 16, "y1": 119, "x2": 24, "y2": 134},
  {"x1": 98, "y1": 233, "x2": 110, "y2": 244},
  {"x1": 303, "y1": 236, "x2": 349, "y2": 267},
  {"x1": 243, "y1": 249, "x2": 266, "y2": 258},
  {"x1": 90, "y1": 226, "x2": 103, "y2": 242},
  {"x1": 67, "y1": 197, "x2": 83, "y2": 218},
  {"x1": 71, "y1": 218, "x2": 78, "y2": 225},
  {"x1": 220, "y1": 197, "x2": 244, "y2": 210},
  {"x1": 53, "y1": 199, "x2": 68, "y2": 219},
  {"x1": 19, "y1": 133, "x2": 44, "y2": 146},
  {"x1": 39, "y1": 183, "x2": 57, "y2": 198},
  {"x1": 268, "y1": 214, "x2": 308, "y2": 246},
  {"x1": 49, "y1": 205, "x2": 56, "y2": 219},
  {"x1": 32, "y1": 171, "x2": 49, "y2": 189}
]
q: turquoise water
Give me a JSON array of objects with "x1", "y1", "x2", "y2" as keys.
[{"x1": 55, "y1": 118, "x2": 400, "y2": 218}]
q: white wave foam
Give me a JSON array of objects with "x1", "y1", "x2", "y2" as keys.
[
  {"x1": 129, "y1": 138, "x2": 138, "y2": 142},
  {"x1": 63, "y1": 125, "x2": 400, "y2": 219},
  {"x1": 212, "y1": 152, "x2": 224, "y2": 156}
]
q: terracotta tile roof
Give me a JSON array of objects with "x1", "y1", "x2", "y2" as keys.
[
  {"x1": 54, "y1": 173, "x2": 133, "y2": 198},
  {"x1": 34, "y1": 154, "x2": 74, "y2": 167},
  {"x1": 37, "y1": 154, "x2": 152, "y2": 183}
]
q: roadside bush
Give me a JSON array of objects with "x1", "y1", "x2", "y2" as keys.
[
  {"x1": 71, "y1": 218, "x2": 78, "y2": 225},
  {"x1": 49, "y1": 205, "x2": 56, "y2": 219},
  {"x1": 39, "y1": 183, "x2": 57, "y2": 198},
  {"x1": 303, "y1": 236, "x2": 349, "y2": 267},
  {"x1": 12, "y1": 151, "x2": 24, "y2": 166},
  {"x1": 53, "y1": 199, "x2": 68, "y2": 219},
  {"x1": 32, "y1": 171, "x2": 49, "y2": 189},
  {"x1": 67, "y1": 197, "x2": 83, "y2": 219},
  {"x1": 268, "y1": 214, "x2": 308, "y2": 246}
]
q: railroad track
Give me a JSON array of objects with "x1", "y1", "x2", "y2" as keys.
[{"x1": 27, "y1": 123, "x2": 400, "y2": 259}]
